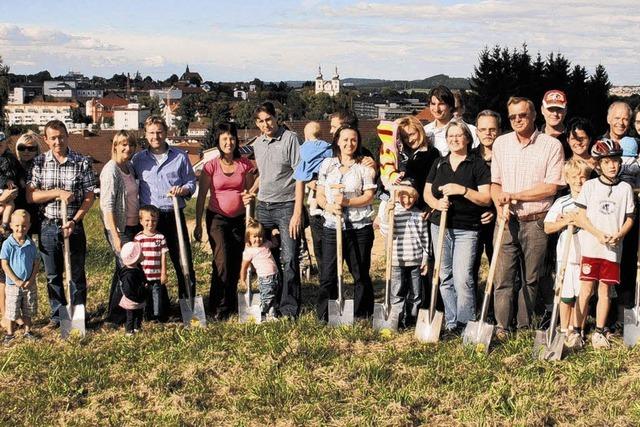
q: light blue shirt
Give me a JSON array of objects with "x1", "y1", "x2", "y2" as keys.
[
  {"x1": 132, "y1": 145, "x2": 196, "y2": 211},
  {"x1": 0, "y1": 235, "x2": 37, "y2": 285}
]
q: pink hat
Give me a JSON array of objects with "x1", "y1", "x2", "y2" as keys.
[
  {"x1": 120, "y1": 242, "x2": 142, "y2": 266},
  {"x1": 542, "y1": 90, "x2": 567, "y2": 109}
]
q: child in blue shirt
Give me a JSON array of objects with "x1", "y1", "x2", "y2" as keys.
[{"x1": 0, "y1": 210, "x2": 39, "y2": 344}]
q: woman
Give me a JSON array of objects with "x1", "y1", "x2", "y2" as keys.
[
  {"x1": 194, "y1": 122, "x2": 255, "y2": 320},
  {"x1": 14, "y1": 131, "x2": 43, "y2": 236},
  {"x1": 379, "y1": 115, "x2": 440, "y2": 210},
  {"x1": 633, "y1": 106, "x2": 640, "y2": 138},
  {"x1": 566, "y1": 117, "x2": 597, "y2": 172},
  {"x1": 424, "y1": 120, "x2": 491, "y2": 334},
  {"x1": 100, "y1": 130, "x2": 139, "y2": 325},
  {"x1": 316, "y1": 125, "x2": 377, "y2": 320}
]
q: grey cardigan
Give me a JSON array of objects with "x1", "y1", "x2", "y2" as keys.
[{"x1": 99, "y1": 159, "x2": 137, "y2": 233}]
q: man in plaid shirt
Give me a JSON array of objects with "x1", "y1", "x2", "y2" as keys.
[{"x1": 27, "y1": 120, "x2": 96, "y2": 328}]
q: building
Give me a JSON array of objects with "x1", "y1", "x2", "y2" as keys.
[
  {"x1": 179, "y1": 65, "x2": 202, "y2": 85},
  {"x1": 149, "y1": 86, "x2": 183, "y2": 101},
  {"x1": 609, "y1": 86, "x2": 640, "y2": 97},
  {"x1": 187, "y1": 121, "x2": 209, "y2": 137},
  {"x1": 86, "y1": 93, "x2": 129, "y2": 124},
  {"x1": 113, "y1": 103, "x2": 150, "y2": 130},
  {"x1": 233, "y1": 87, "x2": 248, "y2": 100},
  {"x1": 76, "y1": 84, "x2": 104, "y2": 100},
  {"x1": 315, "y1": 66, "x2": 340, "y2": 96},
  {"x1": 5, "y1": 101, "x2": 78, "y2": 126},
  {"x1": 43, "y1": 80, "x2": 77, "y2": 98},
  {"x1": 162, "y1": 100, "x2": 180, "y2": 130}
]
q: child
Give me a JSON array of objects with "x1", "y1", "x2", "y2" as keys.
[
  {"x1": 376, "y1": 183, "x2": 429, "y2": 328},
  {"x1": 118, "y1": 241, "x2": 146, "y2": 335},
  {"x1": 239, "y1": 219, "x2": 279, "y2": 321},
  {"x1": 575, "y1": 139, "x2": 635, "y2": 349},
  {"x1": 0, "y1": 132, "x2": 21, "y2": 235},
  {"x1": 0, "y1": 210, "x2": 38, "y2": 344},
  {"x1": 543, "y1": 159, "x2": 592, "y2": 348},
  {"x1": 619, "y1": 136, "x2": 640, "y2": 188},
  {"x1": 134, "y1": 205, "x2": 169, "y2": 322}
]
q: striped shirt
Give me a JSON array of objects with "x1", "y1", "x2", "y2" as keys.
[
  {"x1": 491, "y1": 130, "x2": 564, "y2": 217},
  {"x1": 134, "y1": 232, "x2": 168, "y2": 281},
  {"x1": 378, "y1": 202, "x2": 430, "y2": 266},
  {"x1": 28, "y1": 149, "x2": 97, "y2": 220}
]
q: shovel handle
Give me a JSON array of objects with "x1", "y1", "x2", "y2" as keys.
[
  {"x1": 384, "y1": 190, "x2": 396, "y2": 308},
  {"x1": 336, "y1": 214, "x2": 344, "y2": 302},
  {"x1": 171, "y1": 195, "x2": 193, "y2": 303},
  {"x1": 429, "y1": 197, "x2": 448, "y2": 317},
  {"x1": 61, "y1": 199, "x2": 72, "y2": 304}
]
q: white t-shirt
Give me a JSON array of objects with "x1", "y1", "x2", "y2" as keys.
[
  {"x1": 544, "y1": 194, "x2": 581, "y2": 265},
  {"x1": 423, "y1": 120, "x2": 480, "y2": 156},
  {"x1": 575, "y1": 178, "x2": 635, "y2": 263}
]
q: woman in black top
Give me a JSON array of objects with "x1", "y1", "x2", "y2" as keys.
[{"x1": 424, "y1": 120, "x2": 491, "y2": 333}]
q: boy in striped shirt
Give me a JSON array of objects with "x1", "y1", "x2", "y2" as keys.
[
  {"x1": 134, "y1": 205, "x2": 169, "y2": 321},
  {"x1": 377, "y1": 183, "x2": 430, "y2": 328}
]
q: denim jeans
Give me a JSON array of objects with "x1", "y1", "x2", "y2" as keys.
[
  {"x1": 309, "y1": 214, "x2": 324, "y2": 278},
  {"x1": 206, "y1": 210, "x2": 245, "y2": 318},
  {"x1": 258, "y1": 273, "x2": 279, "y2": 313},
  {"x1": 105, "y1": 225, "x2": 140, "y2": 324},
  {"x1": 391, "y1": 265, "x2": 422, "y2": 326},
  {"x1": 255, "y1": 201, "x2": 300, "y2": 318},
  {"x1": 431, "y1": 224, "x2": 478, "y2": 330},
  {"x1": 40, "y1": 221, "x2": 88, "y2": 323},
  {"x1": 157, "y1": 209, "x2": 196, "y2": 300},
  {"x1": 317, "y1": 225, "x2": 374, "y2": 321},
  {"x1": 493, "y1": 218, "x2": 548, "y2": 330}
]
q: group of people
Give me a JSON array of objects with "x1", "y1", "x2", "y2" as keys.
[{"x1": 1, "y1": 85, "x2": 640, "y2": 352}]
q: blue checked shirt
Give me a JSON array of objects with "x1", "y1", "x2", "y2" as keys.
[{"x1": 28, "y1": 149, "x2": 97, "y2": 220}]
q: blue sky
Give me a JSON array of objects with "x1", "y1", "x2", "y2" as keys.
[{"x1": 1, "y1": 0, "x2": 638, "y2": 84}]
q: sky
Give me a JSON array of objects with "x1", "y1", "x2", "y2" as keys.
[{"x1": 0, "y1": 0, "x2": 638, "y2": 85}]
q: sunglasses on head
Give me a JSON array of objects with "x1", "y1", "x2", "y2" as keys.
[{"x1": 17, "y1": 145, "x2": 38, "y2": 152}]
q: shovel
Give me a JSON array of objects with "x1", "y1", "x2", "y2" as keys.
[
  {"x1": 171, "y1": 195, "x2": 207, "y2": 328},
  {"x1": 59, "y1": 199, "x2": 86, "y2": 339},
  {"x1": 462, "y1": 204, "x2": 509, "y2": 353},
  {"x1": 328, "y1": 185, "x2": 354, "y2": 326},
  {"x1": 532, "y1": 224, "x2": 574, "y2": 361},
  {"x1": 624, "y1": 221, "x2": 640, "y2": 347},
  {"x1": 415, "y1": 199, "x2": 447, "y2": 343},
  {"x1": 373, "y1": 189, "x2": 401, "y2": 332},
  {"x1": 238, "y1": 202, "x2": 262, "y2": 324}
]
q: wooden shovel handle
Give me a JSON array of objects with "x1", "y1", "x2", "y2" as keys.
[
  {"x1": 431, "y1": 197, "x2": 448, "y2": 288},
  {"x1": 484, "y1": 204, "x2": 510, "y2": 296}
]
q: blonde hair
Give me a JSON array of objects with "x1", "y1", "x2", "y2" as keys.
[
  {"x1": 111, "y1": 130, "x2": 137, "y2": 159},
  {"x1": 304, "y1": 121, "x2": 321, "y2": 140},
  {"x1": 10, "y1": 209, "x2": 30, "y2": 223},
  {"x1": 15, "y1": 131, "x2": 43, "y2": 161},
  {"x1": 394, "y1": 115, "x2": 428, "y2": 148},
  {"x1": 564, "y1": 158, "x2": 592, "y2": 180},
  {"x1": 245, "y1": 218, "x2": 264, "y2": 243},
  {"x1": 144, "y1": 115, "x2": 168, "y2": 132}
]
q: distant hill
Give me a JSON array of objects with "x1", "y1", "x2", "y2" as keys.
[{"x1": 342, "y1": 74, "x2": 470, "y2": 90}]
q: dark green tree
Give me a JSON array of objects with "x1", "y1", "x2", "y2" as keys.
[
  {"x1": 0, "y1": 57, "x2": 9, "y2": 130},
  {"x1": 231, "y1": 101, "x2": 255, "y2": 129},
  {"x1": 586, "y1": 64, "x2": 612, "y2": 134}
]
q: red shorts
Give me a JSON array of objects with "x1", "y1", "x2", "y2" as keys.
[{"x1": 579, "y1": 256, "x2": 620, "y2": 285}]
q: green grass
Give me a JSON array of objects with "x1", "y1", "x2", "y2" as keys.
[{"x1": 1, "y1": 204, "x2": 640, "y2": 425}]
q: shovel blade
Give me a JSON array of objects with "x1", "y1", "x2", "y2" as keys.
[
  {"x1": 328, "y1": 299, "x2": 354, "y2": 327},
  {"x1": 179, "y1": 296, "x2": 207, "y2": 328},
  {"x1": 372, "y1": 303, "x2": 401, "y2": 333},
  {"x1": 462, "y1": 320, "x2": 494, "y2": 353},
  {"x1": 623, "y1": 307, "x2": 640, "y2": 347},
  {"x1": 238, "y1": 291, "x2": 262, "y2": 324},
  {"x1": 415, "y1": 308, "x2": 443, "y2": 343},
  {"x1": 533, "y1": 329, "x2": 565, "y2": 361},
  {"x1": 60, "y1": 304, "x2": 86, "y2": 339}
]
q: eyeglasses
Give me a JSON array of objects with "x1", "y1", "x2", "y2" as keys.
[
  {"x1": 508, "y1": 113, "x2": 529, "y2": 121},
  {"x1": 17, "y1": 145, "x2": 38, "y2": 152}
]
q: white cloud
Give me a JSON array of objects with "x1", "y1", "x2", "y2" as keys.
[{"x1": 143, "y1": 55, "x2": 166, "y2": 67}]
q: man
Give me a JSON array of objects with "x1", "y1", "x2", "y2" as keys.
[
  {"x1": 423, "y1": 85, "x2": 480, "y2": 156},
  {"x1": 540, "y1": 90, "x2": 570, "y2": 158},
  {"x1": 605, "y1": 101, "x2": 632, "y2": 143},
  {"x1": 491, "y1": 97, "x2": 564, "y2": 339},
  {"x1": 252, "y1": 102, "x2": 304, "y2": 319},
  {"x1": 132, "y1": 116, "x2": 197, "y2": 303},
  {"x1": 27, "y1": 120, "x2": 96, "y2": 328},
  {"x1": 472, "y1": 110, "x2": 501, "y2": 287}
]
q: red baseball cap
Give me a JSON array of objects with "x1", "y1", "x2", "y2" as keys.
[{"x1": 542, "y1": 90, "x2": 567, "y2": 109}]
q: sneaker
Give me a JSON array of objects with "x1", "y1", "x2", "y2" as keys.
[
  {"x1": 125, "y1": 330, "x2": 134, "y2": 336},
  {"x1": 266, "y1": 307, "x2": 277, "y2": 322},
  {"x1": 564, "y1": 331, "x2": 584, "y2": 349},
  {"x1": 591, "y1": 331, "x2": 611, "y2": 349},
  {"x1": 23, "y1": 331, "x2": 38, "y2": 341},
  {"x1": 495, "y1": 328, "x2": 510, "y2": 342},
  {"x1": 3, "y1": 334, "x2": 14, "y2": 346}
]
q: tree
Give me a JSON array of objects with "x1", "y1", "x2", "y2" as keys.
[
  {"x1": 286, "y1": 91, "x2": 306, "y2": 120},
  {"x1": 0, "y1": 57, "x2": 9, "y2": 130},
  {"x1": 305, "y1": 93, "x2": 333, "y2": 120},
  {"x1": 232, "y1": 101, "x2": 255, "y2": 129},
  {"x1": 175, "y1": 95, "x2": 198, "y2": 135},
  {"x1": 165, "y1": 74, "x2": 179, "y2": 85},
  {"x1": 138, "y1": 94, "x2": 162, "y2": 116},
  {"x1": 587, "y1": 64, "x2": 612, "y2": 134}
]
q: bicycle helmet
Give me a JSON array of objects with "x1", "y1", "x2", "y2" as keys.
[{"x1": 591, "y1": 138, "x2": 622, "y2": 159}]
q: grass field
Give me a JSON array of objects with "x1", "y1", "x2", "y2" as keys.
[{"x1": 1, "y1": 204, "x2": 640, "y2": 426}]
